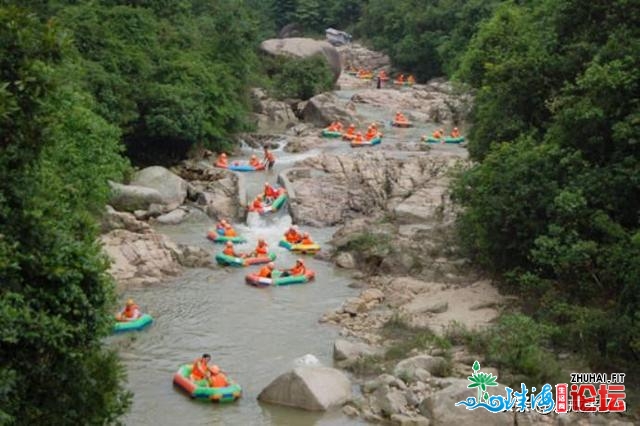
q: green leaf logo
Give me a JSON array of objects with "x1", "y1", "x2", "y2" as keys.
[{"x1": 466, "y1": 361, "x2": 499, "y2": 402}]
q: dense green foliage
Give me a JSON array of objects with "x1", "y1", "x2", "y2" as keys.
[
  {"x1": 54, "y1": 0, "x2": 262, "y2": 165},
  {"x1": 265, "y1": 55, "x2": 335, "y2": 100},
  {"x1": 0, "y1": 6, "x2": 130, "y2": 423},
  {"x1": 453, "y1": 0, "x2": 640, "y2": 373},
  {"x1": 358, "y1": 0, "x2": 499, "y2": 81}
]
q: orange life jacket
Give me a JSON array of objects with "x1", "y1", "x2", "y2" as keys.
[
  {"x1": 365, "y1": 130, "x2": 377, "y2": 140},
  {"x1": 217, "y1": 156, "x2": 227, "y2": 166},
  {"x1": 249, "y1": 158, "x2": 260, "y2": 168},
  {"x1": 346, "y1": 127, "x2": 355, "y2": 135},
  {"x1": 223, "y1": 247, "x2": 236, "y2": 256},
  {"x1": 265, "y1": 186, "x2": 279, "y2": 198},
  {"x1": 300, "y1": 237, "x2": 313, "y2": 245},
  {"x1": 264, "y1": 151, "x2": 275, "y2": 162},
  {"x1": 209, "y1": 373, "x2": 229, "y2": 388},
  {"x1": 258, "y1": 266, "x2": 272, "y2": 278},
  {"x1": 433, "y1": 130, "x2": 442, "y2": 138},
  {"x1": 354, "y1": 134, "x2": 363, "y2": 143},
  {"x1": 252, "y1": 199, "x2": 263, "y2": 209},
  {"x1": 191, "y1": 358, "x2": 209, "y2": 381},
  {"x1": 224, "y1": 228, "x2": 237, "y2": 237},
  {"x1": 285, "y1": 230, "x2": 300, "y2": 243},
  {"x1": 255, "y1": 243, "x2": 268, "y2": 256},
  {"x1": 290, "y1": 265, "x2": 306, "y2": 276},
  {"x1": 451, "y1": 130, "x2": 460, "y2": 137},
  {"x1": 122, "y1": 304, "x2": 140, "y2": 319}
]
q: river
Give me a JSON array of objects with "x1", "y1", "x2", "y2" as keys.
[{"x1": 115, "y1": 83, "x2": 466, "y2": 425}]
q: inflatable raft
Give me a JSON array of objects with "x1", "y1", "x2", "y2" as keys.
[
  {"x1": 215, "y1": 162, "x2": 265, "y2": 172},
  {"x1": 278, "y1": 239, "x2": 321, "y2": 254},
  {"x1": 392, "y1": 120, "x2": 413, "y2": 128},
  {"x1": 113, "y1": 313, "x2": 153, "y2": 333},
  {"x1": 424, "y1": 136, "x2": 465, "y2": 144},
  {"x1": 249, "y1": 190, "x2": 288, "y2": 215},
  {"x1": 173, "y1": 364, "x2": 242, "y2": 403},
  {"x1": 342, "y1": 133, "x2": 357, "y2": 141},
  {"x1": 351, "y1": 136, "x2": 382, "y2": 147},
  {"x1": 215, "y1": 251, "x2": 276, "y2": 267},
  {"x1": 321, "y1": 129, "x2": 342, "y2": 138},
  {"x1": 444, "y1": 136, "x2": 465, "y2": 144},
  {"x1": 207, "y1": 231, "x2": 247, "y2": 244},
  {"x1": 245, "y1": 270, "x2": 315, "y2": 287}
]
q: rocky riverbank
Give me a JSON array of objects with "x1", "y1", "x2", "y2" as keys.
[{"x1": 101, "y1": 161, "x2": 243, "y2": 288}]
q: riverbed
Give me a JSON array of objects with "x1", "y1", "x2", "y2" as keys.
[{"x1": 116, "y1": 77, "x2": 467, "y2": 425}]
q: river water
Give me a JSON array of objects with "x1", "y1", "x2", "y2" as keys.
[{"x1": 115, "y1": 83, "x2": 466, "y2": 425}]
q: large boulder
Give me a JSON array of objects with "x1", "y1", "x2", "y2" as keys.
[
  {"x1": 258, "y1": 366, "x2": 352, "y2": 411},
  {"x1": 301, "y1": 92, "x2": 359, "y2": 127},
  {"x1": 337, "y1": 43, "x2": 390, "y2": 71},
  {"x1": 130, "y1": 166, "x2": 188, "y2": 209},
  {"x1": 394, "y1": 355, "x2": 449, "y2": 379},
  {"x1": 419, "y1": 378, "x2": 513, "y2": 425},
  {"x1": 250, "y1": 87, "x2": 298, "y2": 132},
  {"x1": 259, "y1": 38, "x2": 342, "y2": 81},
  {"x1": 108, "y1": 181, "x2": 164, "y2": 212}
]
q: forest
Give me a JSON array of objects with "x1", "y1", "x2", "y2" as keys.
[{"x1": 1, "y1": 0, "x2": 637, "y2": 422}]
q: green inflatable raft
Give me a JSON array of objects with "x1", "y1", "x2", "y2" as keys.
[{"x1": 173, "y1": 364, "x2": 242, "y2": 403}]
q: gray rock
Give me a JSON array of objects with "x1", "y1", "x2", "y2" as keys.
[
  {"x1": 108, "y1": 181, "x2": 164, "y2": 212},
  {"x1": 335, "y1": 252, "x2": 356, "y2": 269},
  {"x1": 333, "y1": 339, "x2": 375, "y2": 361},
  {"x1": 101, "y1": 206, "x2": 150, "y2": 233},
  {"x1": 421, "y1": 301, "x2": 449, "y2": 314},
  {"x1": 154, "y1": 208, "x2": 188, "y2": 225},
  {"x1": 259, "y1": 38, "x2": 342, "y2": 81},
  {"x1": 342, "y1": 405, "x2": 359, "y2": 417},
  {"x1": 302, "y1": 92, "x2": 359, "y2": 127},
  {"x1": 257, "y1": 366, "x2": 351, "y2": 411},
  {"x1": 413, "y1": 368, "x2": 432, "y2": 383},
  {"x1": 374, "y1": 385, "x2": 408, "y2": 416},
  {"x1": 394, "y1": 356, "x2": 448, "y2": 379},
  {"x1": 363, "y1": 374, "x2": 397, "y2": 393},
  {"x1": 390, "y1": 414, "x2": 431, "y2": 426},
  {"x1": 130, "y1": 166, "x2": 188, "y2": 209}
]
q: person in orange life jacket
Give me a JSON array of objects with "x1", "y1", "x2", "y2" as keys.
[
  {"x1": 451, "y1": 127, "x2": 460, "y2": 138},
  {"x1": 191, "y1": 353, "x2": 213, "y2": 381},
  {"x1": 263, "y1": 182, "x2": 279, "y2": 201},
  {"x1": 116, "y1": 299, "x2": 141, "y2": 322},
  {"x1": 216, "y1": 152, "x2": 228, "y2": 167},
  {"x1": 215, "y1": 218, "x2": 228, "y2": 235},
  {"x1": 365, "y1": 125, "x2": 378, "y2": 141},
  {"x1": 396, "y1": 74, "x2": 404, "y2": 83},
  {"x1": 281, "y1": 258, "x2": 306, "y2": 277},
  {"x1": 432, "y1": 128, "x2": 443, "y2": 139},
  {"x1": 334, "y1": 121, "x2": 344, "y2": 131},
  {"x1": 299, "y1": 232, "x2": 314, "y2": 245},
  {"x1": 250, "y1": 239, "x2": 268, "y2": 257},
  {"x1": 251, "y1": 195, "x2": 264, "y2": 211},
  {"x1": 249, "y1": 154, "x2": 261, "y2": 168},
  {"x1": 208, "y1": 365, "x2": 229, "y2": 388},
  {"x1": 263, "y1": 146, "x2": 275, "y2": 170},
  {"x1": 353, "y1": 131, "x2": 364, "y2": 143},
  {"x1": 407, "y1": 75, "x2": 416, "y2": 84},
  {"x1": 345, "y1": 124, "x2": 355, "y2": 136},
  {"x1": 258, "y1": 262, "x2": 275, "y2": 278},
  {"x1": 395, "y1": 111, "x2": 407, "y2": 122},
  {"x1": 284, "y1": 226, "x2": 301, "y2": 243},
  {"x1": 223, "y1": 241, "x2": 245, "y2": 258},
  {"x1": 223, "y1": 223, "x2": 237, "y2": 237}
]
